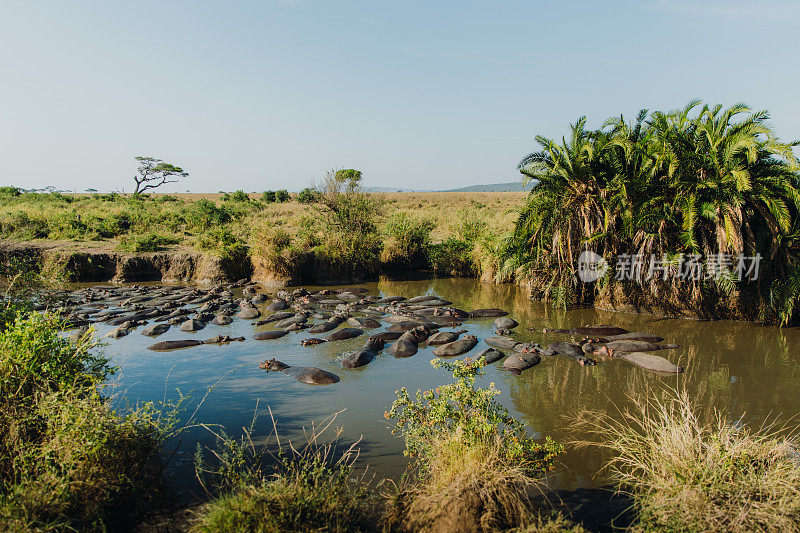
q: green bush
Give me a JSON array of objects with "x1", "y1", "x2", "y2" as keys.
[
  {"x1": 381, "y1": 212, "x2": 435, "y2": 265},
  {"x1": 0, "y1": 312, "x2": 175, "y2": 531},
  {"x1": 387, "y1": 358, "x2": 561, "y2": 474},
  {"x1": 275, "y1": 189, "x2": 290, "y2": 202},
  {"x1": 187, "y1": 199, "x2": 232, "y2": 231},
  {"x1": 296, "y1": 187, "x2": 319, "y2": 204},
  {"x1": 227, "y1": 190, "x2": 250, "y2": 203},
  {"x1": 0, "y1": 187, "x2": 21, "y2": 197},
  {"x1": 261, "y1": 190, "x2": 276, "y2": 203},
  {"x1": 117, "y1": 233, "x2": 180, "y2": 252}
]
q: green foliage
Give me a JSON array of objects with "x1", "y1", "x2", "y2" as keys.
[
  {"x1": 261, "y1": 190, "x2": 276, "y2": 203},
  {"x1": 502, "y1": 101, "x2": 800, "y2": 322},
  {"x1": 226, "y1": 190, "x2": 251, "y2": 203},
  {"x1": 0, "y1": 312, "x2": 110, "y2": 394},
  {"x1": 117, "y1": 232, "x2": 180, "y2": 252},
  {"x1": 193, "y1": 414, "x2": 371, "y2": 533},
  {"x1": 387, "y1": 357, "x2": 562, "y2": 476},
  {"x1": 0, "y1": 311, "x2": 176, "y2": 531},
  {"x1": 132, "y1": 156, "x2": 188, "y2": 195},
  {"x1": 275, "y1": 189, "x2": 290, "y2": 202},
  {"x1": 187, "y1": 198, "x2": 232, "y2": 231},
  {"x1": 381, "y1": 212, "x2": 435, "y2": 265},
  {"x1": 297, "y1": 187, "x2": 319, "y2": 204},
  {"x1": 0, "y1": 187, "x2": 21, "y2": 197}
]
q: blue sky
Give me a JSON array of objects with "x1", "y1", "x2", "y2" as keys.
[{"x1": 1, "y1": 0, "x2": 798, "y2": 192}]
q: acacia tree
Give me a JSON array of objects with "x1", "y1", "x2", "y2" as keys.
[{"x1": 132, "y1": 156, "x2": 188, "y2": 195}]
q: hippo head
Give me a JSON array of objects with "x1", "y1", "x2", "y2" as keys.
[
  {"x1": 590, "y1": 343, "x2": 613, "y2": 357},
  {"x1": 366, "y1": 337, "x2": 386, "y2": 349},
  {"x1": 259, "y1": 358, "x2": 288, "y2": 371}
]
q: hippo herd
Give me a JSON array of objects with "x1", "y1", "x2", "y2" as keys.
[{"x1": 45, "y1": 281, "x2": 685, "y2": 387}]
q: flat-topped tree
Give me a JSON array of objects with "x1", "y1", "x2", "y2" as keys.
[{"x1": 132, "y1": 156, "x2": 188, "y2": 195}]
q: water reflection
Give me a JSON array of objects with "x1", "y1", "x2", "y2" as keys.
[{"x1": 90, "y1": 277, "x2": 800, "y2": 495}]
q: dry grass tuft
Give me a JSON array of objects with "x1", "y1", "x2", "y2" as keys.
[
  {"x1": 576, "y1": 389, "x2": 800, "y2": 532},
  {"x1": 385, "y1": 435, "x2": 546, "y2": 532}
]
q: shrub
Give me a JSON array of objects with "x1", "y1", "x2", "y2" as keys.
[
  {"x1": 0, "y1": 312, "x2": 175, "y2": 531},
  {"x1": 296, "y1": 187, "x2": 319, "y2": 204},
  {"x1": 0, "y1": 187, "x2": 21, "y2": 197},
  {"x1": 117, "y1": 233, "x2": 180, "y2": 252},
  {"x1": 187, "y1": 199, "x2": 232, "y2": 231},
  {"x1": 261, "y1": 190, "x2": 276, "y2": 203},
  {"x1": 381, "y1": 212, "x2": 435, "y2": 266},
  {"x1": 385, "y1": 358, "x2": 562, "y2": 531},
  {"x1": 227, "y1": 190, "x2": 250, "y2": 203},
  {"x1": 275, "y1": 189, "x2": 290, "y2": 202},
  {"x1": 577, "y1": 389, "x2": 800, "y2": 532}
]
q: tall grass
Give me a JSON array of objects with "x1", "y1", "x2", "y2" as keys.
[
  {"x1": 0, "y1": 311, "x2": 178, "y2": 531},
  {"x1": 577, "y1": 389, "x2": 800, "y2": 532},
  {"x1": 192, "y1": 409, "x2": 373, "y2": 532}
]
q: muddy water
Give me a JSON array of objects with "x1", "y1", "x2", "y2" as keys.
[{"x1": 96, "y1": 277, "x2": 800, "y2": 495}]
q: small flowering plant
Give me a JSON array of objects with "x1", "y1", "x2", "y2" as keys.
[{"x1": 386, "y1": 357, "x2": 562, "y2": 476}]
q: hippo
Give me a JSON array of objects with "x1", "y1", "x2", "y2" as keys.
[
  {"x1": 476, "y1": 347, "x2": 505, "y2": 365},
  {"x1": 251, "y1": 294, "x2": 270, "y2": 305},
  {"x1": 589, "y1": 340, "x2": 682, "y2": 356},
  {"x1": 179, "y1": 319, "x2": 205, "y2": 332},
  {"x1": 433, "y1": 335, "x2": 478, "y2": 357},
  {"x1": 259, "y1": 358, "x2": 340, "y2": 385},
  {"x1": 106, "y1": 323, "x2": 135, "y2": 339},
  {"x1": 342, "y1": 338, "x2": 386, "y2": 369},
  {"x1": 347, "y1": 317, "x2": 381, "y2": 329},
  {"x1": 275, "y1": 316, "x2": 308, "y2": 329},
  {"x1": 203, "y1": 335, "x2": 245, "y2": 344},
  {"x1": 301, "y1": 338, "x2": 327, "y2": 346},
  {"x1": 484, "y1": 336, "x2": 520, "y2": 351},
  {"x1": 212, "y1": 315, "x2": 233, "y2": 325},
  {"x1": 387, "y1": 336, "x2": 419, "y2": 358},
  {"x1": 469, "y1": 308, "x2": 509, "y2": 318},
  {"x1": 515, "y1": 342, "x2": 556, "y2": 357},
  {"x1": 426, "y1": 330, "x2": 467, "y2": 346},
  {"x1": 148, "y1": 339, "x2": 204, "y2": 351},
  {"x1": 548, "y1": 342, "x2": 596, "y2": 366},
  {"x1": 604, "y1": 332, "x2": 665, "y2": 343},
  {"x1": 386, "y1": 321, "x2": 428, "y2": 332},
  {"x1": 376, "y1": 296, "x2": 407, "y2": 304},
  {"x1": 620, "y1": 352, "x2": 684, "y2": 374},
  {"x1": 543, "y1": 325, "x2": 629, "y2": 336},
  {"x1": 141, "y1": 323, "x2": 170, "y2": 337},
  {"x1": 308, "y1": 320, "x2": 340, "y2": 333},
  {"x1": 436, "y1": 307, "x2": 470, "y2": 319},
  {"x1": 493, "y1": 317, "x2": 519, "y2": 330},
  {"x1": 326, "y1": 328, "x2": 363, "y2": 341},
  {"x1": 265, "y1": 300, "x2": 289, "y2": 311},
  {"x1": 236, "y1": 307, "x2": 261, "y2": 319},
  {"x1": 254, "y1": 311, "x2": 295, "y2": 325},
  {"x1": 254, "y1": 330, "x2": 290, "y2": 340},
  {"x1": 369, "y1": 331, "x2": 404, "y2": 342},
  {"x1": 406, "y1": 295, "x2": 440, "y2": 304},
  {"x1": 383, "y1": 315, "x2": 415, "y2": 324},
  {"x1": 494, "y1": 328, "x2": 513, "y2": 336},
  {"x1": 502, "y1": 353, "x2": 541, "y2": 374}
]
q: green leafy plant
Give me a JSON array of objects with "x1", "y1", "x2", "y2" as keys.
[{"x1": 387, "y1": 357, "x2": 562, "y2": 475}]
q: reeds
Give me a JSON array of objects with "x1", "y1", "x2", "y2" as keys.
[{"x1": 576, "y1": 389, "x2": 800, "y2": 532}]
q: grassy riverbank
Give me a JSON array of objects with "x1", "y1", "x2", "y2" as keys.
[{"x1": 0, "y1": 189, "x2": 524, "y2": 283}]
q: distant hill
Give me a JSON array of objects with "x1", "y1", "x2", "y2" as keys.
[
  {"x1": 441, "y1": 181, "x2": 531, "y2": 192},
  {"x1": 361, "y1": 181, "x2": 533, "y2": 193}
]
